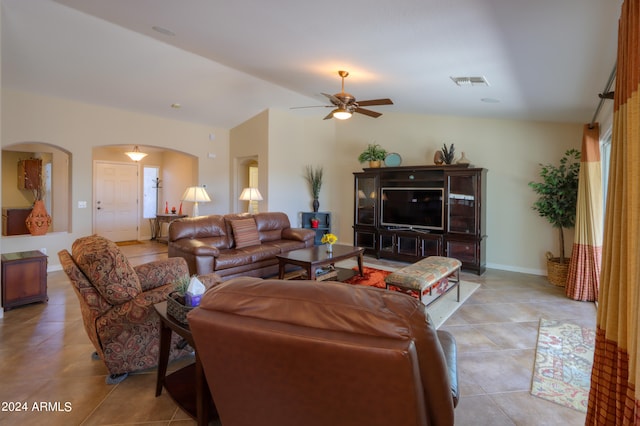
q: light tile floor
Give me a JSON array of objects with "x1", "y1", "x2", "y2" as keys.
[{"x1": 0, "y1": 241, "x2": 596, "y2": 425}]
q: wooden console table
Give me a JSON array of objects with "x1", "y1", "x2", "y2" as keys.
[
  {"x1": 1, "y1": 250, "x2": 48, "y2": 311},
  {"x1": 153, "y1": 214, "x2": 187, "y2": 243}
]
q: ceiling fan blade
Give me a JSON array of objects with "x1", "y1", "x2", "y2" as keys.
[
  {"x1": 290, "y1": 105, "x2": 332, "y2": 109},
  {"x1": 357, "y1": 98, "x2": 394, "y2": 107},
  {"x1": 322, "y1": 92, "x2": 341, "y2": 106},
  {"x1": 355, "y1": 108, "x2": 382, "y2": 118},
  {"x1": 323, "y1": 111, "x2": 334, "y2": 120}
]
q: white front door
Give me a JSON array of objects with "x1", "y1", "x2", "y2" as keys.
[{"x1": 94, "y1": 161, "x2": 139, "y2": 242}]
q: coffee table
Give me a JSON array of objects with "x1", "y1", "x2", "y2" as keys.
[{"x1": 277, "y1": 245, "x2": 364, "y2": 280}]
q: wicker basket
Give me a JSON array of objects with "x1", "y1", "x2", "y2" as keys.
[
  {"x1": 166, "y1": 292, "x2": 193, "y2": 325},
  {"x1": 546, "y1": 252, "x2": 570, "y2": 287}
]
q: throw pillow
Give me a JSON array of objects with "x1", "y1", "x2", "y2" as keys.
[{"x1": 231, "y1": 218, "x2": 261, "y2": 248}]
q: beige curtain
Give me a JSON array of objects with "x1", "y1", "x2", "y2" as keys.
[
  {"x1": 565, "y1": 124, "x2": 602, "y2": 301},
  {"x1": 585, "y1": 0, "x2": 640, "y2": 423}
]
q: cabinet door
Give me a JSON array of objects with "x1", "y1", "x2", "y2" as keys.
[
  {"x1": 397, "y1": 234, "x2": 420, "y2": 257},
  {"x1": 446, "y1": 172, "x2": 478, "y2": 235},
  {"x1": 354, "y1": 228, "x2": 376, "y2": 251},
  {"x1": 354, "y1": 173, "x2": 377, "y2": 226},
  {"x1": 421, "y1": 234, "x2": 442, "y2": 257},
  {"x1": 378, "y1": 232, "x2": 395, "y2": 255},
  {"x1": 445, "y1": 239, "x2": 478, "y2": 265}
]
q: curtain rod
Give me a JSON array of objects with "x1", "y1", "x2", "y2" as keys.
[{"x1": 589, "y1": 64, "x2": 617, "y2": 128}]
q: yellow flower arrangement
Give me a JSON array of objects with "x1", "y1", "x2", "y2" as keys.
[{"x1": 321, "y1": 233, "x2": 337, "y2": 245}]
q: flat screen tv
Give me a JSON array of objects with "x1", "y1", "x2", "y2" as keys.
[{"x1": 381, "y1": 187, "x2": 444, "y2": 231}]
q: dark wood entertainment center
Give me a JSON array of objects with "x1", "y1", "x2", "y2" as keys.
[{"x1": 353, "y1": 165, "x2": 487, "y2": 274}]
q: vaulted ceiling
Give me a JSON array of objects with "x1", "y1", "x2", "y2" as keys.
[{"x1": 2, "y1": 0, "x2": 622, "y2": 128}]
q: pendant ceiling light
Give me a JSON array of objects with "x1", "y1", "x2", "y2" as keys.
[{"x1": 124, "y1": 145, "x2": 148, "y2": 162}]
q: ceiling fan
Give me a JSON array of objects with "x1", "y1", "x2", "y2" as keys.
[{"x1": 292, "y1": 70, "x2": 393, "y2": 120}]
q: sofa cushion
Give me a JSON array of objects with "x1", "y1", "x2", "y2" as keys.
[
  {"x1": 254, "y1": 212, "x2": 290, "y2": 242},
  {"x1": 231, "y1": 218, "x2": 261, "y2": 248},
  {"x1": 72, "y1": 235, "x2": 142, "y2": 305}
]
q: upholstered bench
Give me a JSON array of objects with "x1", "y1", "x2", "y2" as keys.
[{"x1": 385, "y1": 256, "x2": 462, "y2": 306}]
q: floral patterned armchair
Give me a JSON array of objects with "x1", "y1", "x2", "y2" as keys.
[{"x1": 58, "y1": 234, "x2": 219, "y2": 383}]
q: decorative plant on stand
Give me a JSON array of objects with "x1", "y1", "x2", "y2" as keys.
[
  {"x1": 358, "y1": 143, "x2": 387, "y2": 168},
  {"x1": 305, "y1": 165, "x2": 323, "y2": 212},
  {"x1": 528, "y1": 148, "x2": 581, "y2": 286}
]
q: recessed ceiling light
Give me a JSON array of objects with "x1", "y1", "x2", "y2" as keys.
[
  {"x1": 450, "y1": 76, "x2": 490, "y2": 87},
  {"x1": 152, "y1": 26, "x2": 175, "y2": 36},
  {"x1": 171, "y1": 103, "x2": 181, "y2": 109},
  {"x1": 481, "y1": 98, "x2": 500, "y2": 103}
]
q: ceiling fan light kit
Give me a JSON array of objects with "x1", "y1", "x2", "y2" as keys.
[
  {"x1": 332, "y1": 108, "x2": 352, "y2": 120},
  {"x1": 293, "y1": 70, "x2": 393, "y2": 120}
]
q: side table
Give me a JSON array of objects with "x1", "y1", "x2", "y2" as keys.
[
  {"x1": 154, "y1": 301, "x2": 216, "y2": 425},
  {"x1": 154, "y1": 214, "x2": 188, "y2": 244},
  {"x1": 1, "y1": 250, "x2": 48, "y2": 311}
]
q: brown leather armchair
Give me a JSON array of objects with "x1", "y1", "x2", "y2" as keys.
[{"x1": 188, "y1": 276, "x2": 458, "y2": 426}]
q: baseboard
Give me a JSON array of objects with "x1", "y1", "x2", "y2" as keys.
[{"x1": 486, "y1": 262, "x2": 545, "y2": 276}]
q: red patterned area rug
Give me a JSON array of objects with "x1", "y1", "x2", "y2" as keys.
[
  {"x1": 343, "y1": 266, "x2": 390, "y2": 288},
  {"x1": 342, "y1": 266, "x2": 418, "y2": 298},
  {"x1": 341, "y1": 265, "x2": 479, "y2": 328},
  {"x1": 531, "y1": 318, "x2": 595, "y2": 412}
]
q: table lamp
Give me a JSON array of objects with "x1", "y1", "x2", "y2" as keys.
[
  {"x1": 181, "y1": 186, "x2": 211, "y2": 217},
  {"x1": 239, "y1": 187, "x2": 263, "y2": 214}
]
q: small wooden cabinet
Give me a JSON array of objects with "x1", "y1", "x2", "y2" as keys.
[
  {"x1": 17, "y1": 159, "x2": 42, "y2": 190},
  {"x1": 301, "y1": 212, "x2": 331, "y2": 245},
  {"x1": 1, "y1": 250, "x2": 48, "y2": 311},
  {"x1": 2, "y1": 208, "x2": 32, "y2": 236}
]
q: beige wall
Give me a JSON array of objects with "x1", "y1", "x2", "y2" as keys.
[
  {"x1": 267, "y1": 109, "x2": 336, "y2": 225},
  {"x1": 235, "y1": 108, "x2": 582, "y2": 274},
  {"x1": 330, "y1": 112, "x2": 582, "y2": 274},
  {"x1": 229, "y1": 110, "x2": 269, "y2": 214},
  {"x1": 1, "y1": 89, "x2": 230, "y2": 268},
  {"x1": 2, "y1": 88, "x2": 586, "y2": 275}
]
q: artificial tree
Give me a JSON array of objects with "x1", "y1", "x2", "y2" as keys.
[{"x1": 528, "y1": 148, "x2": 581, "y2": 263}]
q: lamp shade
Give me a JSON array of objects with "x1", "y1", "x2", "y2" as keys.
[
  {"x1": 182, "y1": 186, "x2": 212, "y2": 203},
  {"x1": 239, "y1": 187, "x2": 263, "y2": 214},
  {"x1": 181, "y1": 186, "x2": 211, "y2": 217},
  {"x1": 239, "y1": 187, "x2": 263, "y2": 201},
  {"x1": 124, "y1": 145, "x2": 148, "y2": 161}
]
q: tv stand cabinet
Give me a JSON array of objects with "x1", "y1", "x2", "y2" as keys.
[{"x1": 354, "y1": 165, "x2": 487, "y2": 274}]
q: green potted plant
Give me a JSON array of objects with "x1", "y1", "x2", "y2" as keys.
[
  {"x1": 304, "y1": 165, "x2": 323, "y2": 212},
  {"x1": 528, "y1": 148, "x2": 581, "y2": 286},
  {"x1": 166, "y1": 275, "x2": 193, "y2": 325},
  {"x1": 358, "y1": 143, "x2": 387, "y2": 168}
]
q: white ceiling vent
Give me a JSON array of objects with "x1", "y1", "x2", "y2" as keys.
[{"x1": 450, "y1": 76, "x2": 490, "y2": 87}]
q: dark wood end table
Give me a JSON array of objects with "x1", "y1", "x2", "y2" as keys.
[
  {"x1": 277, "y1": 245, "x2": 364, "y2": 280},
  {"x1": 154, "y1": 301, "x2": 216, "y2": 426}
]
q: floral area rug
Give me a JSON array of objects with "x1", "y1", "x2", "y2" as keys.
[{"x1": 531, "y1": 318, "x2": 595, "y2": 412}]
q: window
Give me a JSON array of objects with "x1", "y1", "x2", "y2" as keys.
[{"x1": 143, "y1": 166, "x2": 160, "y2": 218}]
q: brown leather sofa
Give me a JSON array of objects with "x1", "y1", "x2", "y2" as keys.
[
  {"x1": 188, "y1": 276, "x2": 459, "y2": 426},
  {"x1": 168, "y1": 212, "x2": 315, "y2": 280}
]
